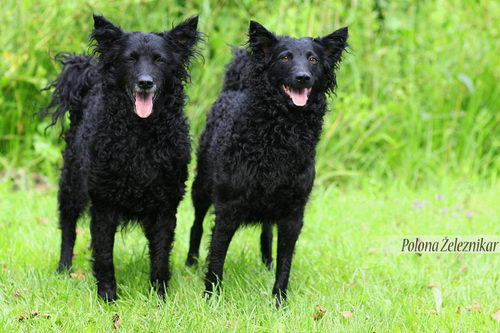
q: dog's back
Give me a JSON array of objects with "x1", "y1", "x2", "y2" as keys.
[
  {"x1": 221, "y1": 48, "x2": 254, "y2": 92},
  {"x1": 193, "y1": 48, "x2": 252, "y2": 181}
]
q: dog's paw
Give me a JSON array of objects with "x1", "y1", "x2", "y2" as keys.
[
  {"x1": 156, "y1": 289, "x2": 166, "y2": 300},
  {"x1": 185, "y1": 255, "x2": 198, "y2": 267},
  {"x1": 203, "y1": 289, "x2": 213, "y2": 300},
  {"x1": 151, "y1": 280, "x2": 167, "y2": 300},
  {"x1": 56, "y1": 261, "x2": 72, "y2": 273},
  {"x1": 204, "y1": 278, "x2": 220, "y2": 297},
  {"x1": 263, "y1": 259, "x2": 273, "y2": 271},
  {"x1": 272, "y1": 288, "x2": 287, "y2": 309},
  {"x1": 97, "y1": 283, "x2": 117, "y2": 303}
]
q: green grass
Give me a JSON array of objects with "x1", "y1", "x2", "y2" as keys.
[
  {"x1": 1, "y1": 179, "x2": 498, "y2": 331},
  {"x1": 1, "y1": 0, "x2": 499, "y2": 185}
]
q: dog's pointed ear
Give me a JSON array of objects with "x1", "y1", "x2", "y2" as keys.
[
  {"x1": 314, "y1": 27, "x2": 348, "y2": 64},
  {"x1": 93, "y1": 14, "x2": 117, "y2": 30},
  {"x1": 164, "y1": 16, "x2": 200, "y2": 56},
  {"x1": 248, "y1": 21, "x2": 277, "y2": 58},
  {"x1": 91, "y1": 14, "x2": 123, "y2": 50}
]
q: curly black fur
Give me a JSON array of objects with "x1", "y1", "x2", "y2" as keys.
[
  {"x1": 185, "y1": 21, "x2": 348, "y2": 306},
  {"x1": 44, "y1": 14, "x2": 201, "y2": 301}
]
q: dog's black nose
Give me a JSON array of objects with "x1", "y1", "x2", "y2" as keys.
[
  {"x1": 295, "y1": 72, "x2": 311, "y2": 83},
  {"x1": 138, "y1": 75, "x2": 154, "y2": 90}
]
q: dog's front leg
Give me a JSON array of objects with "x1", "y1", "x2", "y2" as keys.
[
  {"x1": 144, "y1": 212, "x2": 176, "y2": 298},
  {"x1": 204, "y1": 213, "x2": 238, "y2": 296},
  {"x1": 90, "y1": 205, "x2": 119, "y2": 302},
  {"x1": 272, "y1": 215, "x2": 303, "y2": 308}
]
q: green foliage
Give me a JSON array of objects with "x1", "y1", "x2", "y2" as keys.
[{"x1": 1, "y1": 0, "x2": 498, "y2": 186}]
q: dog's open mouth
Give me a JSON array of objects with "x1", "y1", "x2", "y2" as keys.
[
  {"x1": 283, "y1": 85, "x2": 312, "y2": 107},
  {"x1": 133, "y1": 90, "x2": 155, "y2": 118}
]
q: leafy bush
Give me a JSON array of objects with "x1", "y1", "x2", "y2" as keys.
[{"x1": 1, "y1": 0, "x2": 498, "y2": 186}]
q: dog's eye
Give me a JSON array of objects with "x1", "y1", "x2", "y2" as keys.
[
  {"x1": 155, "y1": 57, "x2": 166, "y2": 63},
  {"x1": 308, "y1": 56, "x2": 319, "y2": 64},
  {"x1": 127, "y1": 56, "x2": 137, "y2": 63},
  {"x1": 280, "y1": 56, "x2": 289, "y2": 63}
]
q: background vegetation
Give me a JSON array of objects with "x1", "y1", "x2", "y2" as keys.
[
  {"x1": 1, "y1": 0, "x2": 498, "y2": 186},
  {"x1": 1, "y1": 0, "x2": 499, "y2": 331}
]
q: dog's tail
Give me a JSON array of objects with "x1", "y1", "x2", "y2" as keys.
[
  {"x1": 221, "y1": 48, "x2": 254, "y2": 92},
  {"x1": 42, "y1": 53, "x2": 97, "y2": 129}
]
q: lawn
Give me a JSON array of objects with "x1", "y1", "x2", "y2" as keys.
[{"x1": 1, "y1": 179, "x2": 498, "y2": 331}]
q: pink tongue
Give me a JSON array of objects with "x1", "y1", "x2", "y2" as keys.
[
  {"x1": 135, "y1": 93, "x2": 153, "y2": 118},
  {"x1": 289, "y1": 89, "x2": 308, "y2": 106}
]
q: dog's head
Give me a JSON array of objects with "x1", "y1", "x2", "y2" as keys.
[
  {"x1": 248, "y1": 21, "x2": 348, "y2": 108},
  {"x1": 91, "y1": 15, "x2": 200, "y2": 118}
]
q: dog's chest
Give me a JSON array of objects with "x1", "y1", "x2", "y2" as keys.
[
  {"x1": 229, "y1": 123, "x2": 315, "y2": 193},
  {"x1": 220, "y1": 140, "x2": 314, "y2": 220},
  {"x1": 88, "y1": 128, "x2": 187, "y2": 204},
  {"x1": 241, "y1": 120, "x2": 312, "y2": 168}
]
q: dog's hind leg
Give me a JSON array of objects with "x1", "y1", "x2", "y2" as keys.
[
  {"x1": 260, "y1": 224, "x2": 273, "y2": 270},
  {"x1": 57, "y1": 164, "x2": 87, "y2": 273},
  {"x1": 144, "y1": 211, "x2": 176, "y2": 298},
  {"x1": 186, "y1": 175, "x2": 211, "y2": 266},
  {"x1": 272, "y1": 214, "x2": 303, "y2": 308},
  {"x1": 57, "y1": 202, "x2": 83, "y2": 272}
]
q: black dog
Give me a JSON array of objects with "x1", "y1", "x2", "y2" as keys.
[
  {"x1": 45, "y1": 14, "x2": 200, "y2": 301},
  {"x1": 186, "y1": 21, "x2": 348, "y2": 305}
]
